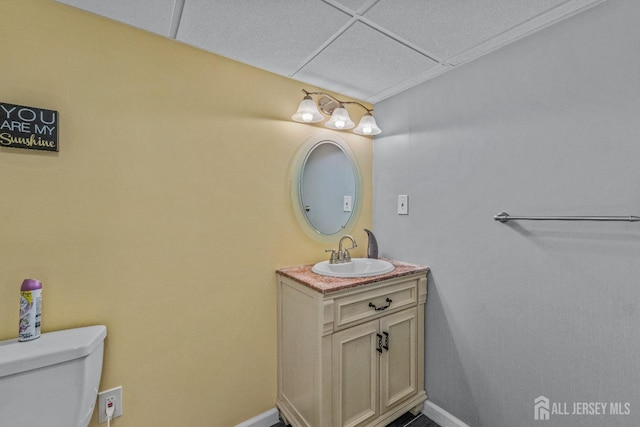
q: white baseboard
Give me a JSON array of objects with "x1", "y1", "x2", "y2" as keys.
[
  {"x1": 235, "y1": 408, "x2": 280, "y2": 427},
  {"x1": 236, "y1": 402, "x2": 467, "y2": 427},
  {"x1": 422, "y1": 400, "x2": 470, "y2": 427}
]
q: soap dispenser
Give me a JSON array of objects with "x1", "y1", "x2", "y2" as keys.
[{"x1": 363, "y1": 229, "x2": 379, "y2": 259}]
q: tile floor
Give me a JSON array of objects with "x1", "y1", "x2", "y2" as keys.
[{"x1": 271, "y1": 412, "x2": 441, "y2": 427}]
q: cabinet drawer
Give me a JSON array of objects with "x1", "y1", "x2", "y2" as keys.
[{"x1": 333, "y1": 279, "x2": 418, "y2": 330}]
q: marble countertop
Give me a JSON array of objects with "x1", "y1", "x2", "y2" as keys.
[{"x1": 276, "y1": 259, "x2": 429, "y2": 294}]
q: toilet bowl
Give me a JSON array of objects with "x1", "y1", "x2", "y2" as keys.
[{"x1": 0, "y1": 325, "x2": 107, "y2": 427}]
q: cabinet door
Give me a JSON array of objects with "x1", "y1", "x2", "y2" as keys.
[
  {"x1": 379, "y1": 308, "x2": 418, "y2": 412},
  {"x1": 332, "y1": 320, "x2": 379, "y2": 427}
]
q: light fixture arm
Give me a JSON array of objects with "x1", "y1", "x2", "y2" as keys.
[
  {"x1": 301, "y1": 89, "x2": 374, "y2": 114},
  {"x1": 342, "y1": 100, "x2": 374, "y2": 114}
]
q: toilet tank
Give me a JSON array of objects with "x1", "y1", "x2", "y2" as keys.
[{"x1": 0, "y1": 325, "x2": 107, "y2": 427}]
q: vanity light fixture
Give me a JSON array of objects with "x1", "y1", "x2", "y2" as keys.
[{"x1": 292, "y1": 89, "x2": 382, "y2": 136}]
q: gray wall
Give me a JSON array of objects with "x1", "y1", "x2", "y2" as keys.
[{"x1": 373, "y1": 1, "x2": 640, "y2": 426}]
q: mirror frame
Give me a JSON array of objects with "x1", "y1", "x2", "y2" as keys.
[{"x1": 290, "y1": 133, "x2": 362, "y2": 244}]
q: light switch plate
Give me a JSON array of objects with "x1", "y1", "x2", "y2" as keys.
[{"x1": 397, "y1": 195, "x2": 408, "y2": 215}]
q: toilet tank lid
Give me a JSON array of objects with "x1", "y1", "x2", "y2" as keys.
[{"x1": 0, "y1": 325, "x2": 107, "y2": 378}]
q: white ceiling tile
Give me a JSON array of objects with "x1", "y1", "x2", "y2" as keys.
[
  {"x1": 364, "y1": 0, "x2": 567, "y2": 61},
  {"x1": 55, "y1": 0, "x2": 178, "y2": 37},
  {"x1": 295, "y1": 22, "x2": 439, "y2": 102},
  {"x1": 447, "y1": 0, "x2": 608, "y2": 65},
  {"x1": 176, "y1": 0, "x2": 352, "y2": 77},
  {"x1": 54, "y1": 0, "x2": 609, "y2": 102}
]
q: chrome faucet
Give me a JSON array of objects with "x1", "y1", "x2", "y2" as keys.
[{"x1": 326, "y1": 235, "x2": 358, "y2": 264}]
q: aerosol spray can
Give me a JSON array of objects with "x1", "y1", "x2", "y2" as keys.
[{"x1": 19, "y1": 278, "x2": 42, "y2": 341}]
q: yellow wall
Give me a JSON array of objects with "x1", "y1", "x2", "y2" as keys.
[{"x1": 0, "y1": 1, "x2": 372, "y2": 425}]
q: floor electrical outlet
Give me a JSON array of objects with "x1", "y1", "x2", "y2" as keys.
[{"x1": 98, "y1": 386, "x2": 123, "y2": 423}]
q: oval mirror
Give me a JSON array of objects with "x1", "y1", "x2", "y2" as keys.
[{"x1": 291, "y1": 134, "x2": 362, "y2": 243}]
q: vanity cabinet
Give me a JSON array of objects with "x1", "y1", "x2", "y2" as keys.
[{"x1": 276, "y1": 262, "x2": 428, "y2": 427}]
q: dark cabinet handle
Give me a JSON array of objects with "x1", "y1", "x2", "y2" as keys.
[
  {"x1": 369, "y1": 298, "x2": 392, "y2": 311},
  {"x1": 376, "y1": 333, "x2": 383, "y2": 353},
  {"x1": 383, "y1": 332, "x2": 389, "y2": 351}
]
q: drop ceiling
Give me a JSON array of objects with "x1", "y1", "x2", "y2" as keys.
[{"x1": 55, "y1": 0, "x2": 606, "y2": 103}]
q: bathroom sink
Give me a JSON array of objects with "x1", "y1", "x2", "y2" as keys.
[{"x1": 312, "y1": 258, "x2": 395, "y2": 278}]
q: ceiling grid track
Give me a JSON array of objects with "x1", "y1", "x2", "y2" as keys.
[
  {"x1": 290, "y1": 17, "x2": 360, "y2": 80},
  {"x1": 169, "y1": 0, "x2": 186, "y2": 39},
  {"x1": 293, "y1": 0, "x2": 447, "y2": 90},
  {"x1": 357, "y1": 16, "x2": 445, "y2": 66}
]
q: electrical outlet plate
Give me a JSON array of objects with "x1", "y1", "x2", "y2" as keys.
[
  {"x1": 343, "y1": 195, "x2": 352, "y2": 212},
  {"x1": 98, "y1": 386, "x2": 123, "y2": 423},
  {"x1": 397, "y1": 195, "x2": 409, "y2": 215}
]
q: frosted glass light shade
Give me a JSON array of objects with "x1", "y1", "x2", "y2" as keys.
[
  {"x1": 325, "y1": 107, "x2": 355, "y2": 130},
  {"x1": 292, "y1": 96, "x2": 323, "y2": 123},
  {"x1": 353, "y1": 113, "x2": 382, "y2": 135}
]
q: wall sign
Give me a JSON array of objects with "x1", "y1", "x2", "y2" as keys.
[{"x1": 0, "y1": 102, "x2": 58, "y2": 152}]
